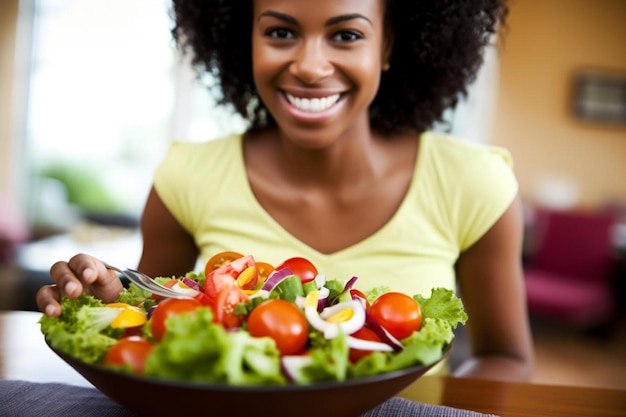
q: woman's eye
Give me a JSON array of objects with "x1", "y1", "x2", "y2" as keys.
[
  {"x1": 266, "y1": 28, "x2": 294, "y2": 39},
  {"x1": 332, "y1": 31, "x2": 362, "y2": 42}
]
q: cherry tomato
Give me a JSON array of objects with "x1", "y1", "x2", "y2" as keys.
[
  {"x1": 275, "y1": 257, "x2": 318, "y2": 284},
  {"x1": 204, "y1": 255, "x2": 258, "y2": 302},
  {"x1": 205, "y1": 251, "x2": 244, "y2": 272},
  {"x1": 348, "y1": 327, "x2": 382, "y2": 363},
  {"x1": 255, "y1": 262, "x2": 275, "y2": 285},
  {"x1": 368, "y1": 292, "x2": 422, "y2": 340},
  {"x1": 214, "y1": 286, "x2": 248, "y2": 329},
  {"x1": 103, "y1": 336, "x2": 153, "y2": 374},
  {"x1": 247, "y1": 299, "x2": 308, "y2": 355},
  {"x1": 150, "y1": 297, "x2": 203, "y2": 342},
  {"x1": 350, "y1": 289, "x2": 371, "y2": 312}
]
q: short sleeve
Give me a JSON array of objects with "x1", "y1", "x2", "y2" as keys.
[{"x1": 450, "y1": 144, "x2": 519, "y2": 251}]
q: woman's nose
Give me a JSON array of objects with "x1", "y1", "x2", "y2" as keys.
[{"x1": 289, "y1": 40, "x2": 333, "y2": 84}]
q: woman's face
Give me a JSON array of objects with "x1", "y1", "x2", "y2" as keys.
[{"x1": 252, "y1": 0, "x2": 390, "y2": 148}]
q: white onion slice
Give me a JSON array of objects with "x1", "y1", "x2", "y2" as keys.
[
  {"x1": 281, "y1": 355, "x2": 313, "y2": 383},
  {"x1": 366, "y1": 316, "x2": 404, "y2": 352},
  {"x1": 170, "y1": 281, "x2": 201, "y2": 297},
  {"x1": 247, "y1": 289, "x2": 270, "y2": 300},
  {"x1": 314, "y1": 273, "x2": 326, "y2": 288},
  {"x1": 347, "y1": 336, "x2": 394, "y2": 352}
]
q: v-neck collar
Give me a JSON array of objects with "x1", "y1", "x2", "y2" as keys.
[{"x1": 235, "y1": 133, "x2": 428, "y2": 260}]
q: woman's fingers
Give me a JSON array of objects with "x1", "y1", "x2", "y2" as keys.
[
  {"x1": 36, "y1": 284, "x2": 62, "y2": 317},
  {"x1": 49, "y1": 260, "x2": 84, "y2": 298},
  {"x1": 40, "y1": 254, "x2": 124, "y2": 316}
]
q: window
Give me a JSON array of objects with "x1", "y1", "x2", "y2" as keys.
[{"x1": 24, "y1": 0, "x2": 245, "y2": 232}]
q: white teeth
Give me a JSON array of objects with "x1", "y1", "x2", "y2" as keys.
[{"x1": 286, "y1": 93, "x2": 340, "y2": 113}]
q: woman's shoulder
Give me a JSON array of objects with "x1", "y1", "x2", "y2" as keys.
[
  {"x1": 155, "y1": 133, "x2": 243, "y2": 184},
  {"x1": 417, "y1": 130, "x2": 518, "y2": 212},
  {"x1": 418, "y1": 132, "x2": 519, "y2": 250},
  {"x1": 161, "y1": 134, "x2": 243, "y2": 170},
  {"x1": 421, "y1": 131, "x2": 513, "y2": 169},
  {"x1": 168, "y1": 133, "x2": 242, "y2": 155}
]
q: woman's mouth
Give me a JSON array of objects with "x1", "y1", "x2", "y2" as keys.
[{"x1": 285, "y1": 93, "x2": 341, "y2": 113}]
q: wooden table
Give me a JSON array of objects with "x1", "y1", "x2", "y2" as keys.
[{"x1": 1, "y1": 310, "x2": 624, "y2": 417}]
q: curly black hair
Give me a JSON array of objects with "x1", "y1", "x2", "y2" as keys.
[{"x1": 170, "y1": 0, "x2": 508, "y2": 136}]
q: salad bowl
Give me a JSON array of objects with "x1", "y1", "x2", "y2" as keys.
[{"x1": 48, "y1": 340, "x2": 450, "y2": 417}]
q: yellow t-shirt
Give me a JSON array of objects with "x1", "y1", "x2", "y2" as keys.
[{"x1": 153, "y1": 131, "x2": 518, "y2": 298}]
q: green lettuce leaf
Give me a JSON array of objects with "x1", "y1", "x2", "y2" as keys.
[
  {"x1": 38, "y1": 294, "x2": 123, "y2": 364},
  {"x1": 144, "y1": 307, "x2": 286, "y2": 385}
]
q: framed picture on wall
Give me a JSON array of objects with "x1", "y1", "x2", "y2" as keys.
[{"x1": 572, "y1": 69, "x2": 626, "y2": 126}]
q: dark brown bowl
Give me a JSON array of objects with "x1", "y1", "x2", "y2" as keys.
[{"x1": 49, "y1": 341, "x2": 450, "y2": 417}]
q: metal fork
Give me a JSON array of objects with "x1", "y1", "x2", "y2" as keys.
[{"x1": 104, "y1": 264, "x2": 193, "y2": 299}]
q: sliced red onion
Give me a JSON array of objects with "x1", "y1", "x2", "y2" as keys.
[
  {"x1": 147, "y1": 305, "x2": 158, "y2": 319},
  {"x1": 328, "y1": 276, "x2": 359, "y2": 305},
  {"x1": 280, "y1": 355, "x2": 312, "y2": 383},
  {"x1": 181, "y1": 277, "x2": 201, "y2": 292},
  {"x1": 366, "y1": 316, "x2": 404, "y2": 352},
  {"x1": 261, "y1": 268, "x2": 294, "y2": 291},
  {"x1": 316, "y1": 286, "x2": 330, "y2": 311},
  {"x1": 351, "y1": 293, "x2": 368, "y2": 310},
  {"x1": 343, "y1": 276, "x2": 358, "y2": 291}
]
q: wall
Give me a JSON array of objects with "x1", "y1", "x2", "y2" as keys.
[
  {"x1": 0, "y1": 0, "x2": 19, "y2": 199},
  {"x1": 2, "y1": 1, "x2": 625, "y2": 210},
  {"x1": 490, "y1": 0, "x2": 626, "y2": 209}
]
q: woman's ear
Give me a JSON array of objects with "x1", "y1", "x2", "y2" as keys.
[{"x1": 381, "y1": 26, "x2": 394, "y2": 72}]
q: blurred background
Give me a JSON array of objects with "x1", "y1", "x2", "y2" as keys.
[{"x1": 1, "y1": 0, "x2": 625, "y2": 390}]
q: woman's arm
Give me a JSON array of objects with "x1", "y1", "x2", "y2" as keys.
[
  {"x1": 453, "y1": 195, "x2": 534, "y2": 382},
  {"x1": 137, "y1": 186, "x2": 199, "y2": 278}
]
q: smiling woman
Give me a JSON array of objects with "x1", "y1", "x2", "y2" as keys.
[{"x1": 34, "y1": 1, "x2": 534, "y2": 415}]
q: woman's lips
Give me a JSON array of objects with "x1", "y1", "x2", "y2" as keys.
[{"x1": 281, "y1": 92, "x2": 344, "y2": 123}]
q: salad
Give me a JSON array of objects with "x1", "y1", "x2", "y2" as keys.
[{"x1": 39, "y1": 252, "x2": 467, "y2": 386}]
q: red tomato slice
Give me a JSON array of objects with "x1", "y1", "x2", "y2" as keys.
[
  {"x1": 275, "y1": 257, "x2": 318, "y2": 284},
  {"x1": 214, "y1": 286, "x2": 249, "y2": 329},
  {"x1": 204, "y1": 255, "x2": 257, "y2": 304},
  {"x1": 193, "y1": 292, "x2": 212, "y2": 306}
]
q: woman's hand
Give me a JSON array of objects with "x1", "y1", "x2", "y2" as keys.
[{"x1": 36, "y1": 253, "x2": 124, "y2": 317}]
